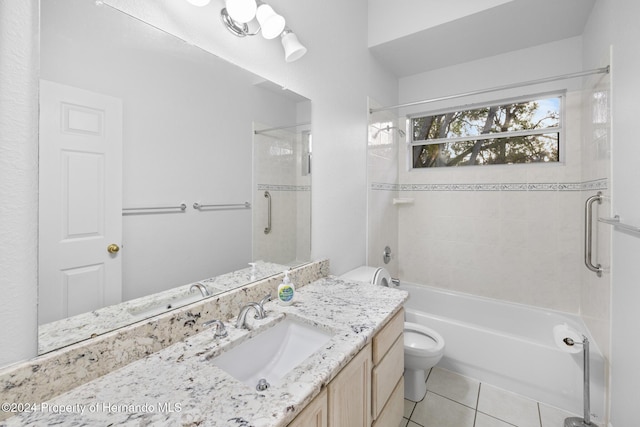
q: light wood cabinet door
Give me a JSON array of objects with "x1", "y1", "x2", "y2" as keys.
[
  {"x1": 328, "y1": 343, "x2": 372, "y2": 427},
  {"x1": 288, "y1": 388, "x2": 327, "y2": 427}
]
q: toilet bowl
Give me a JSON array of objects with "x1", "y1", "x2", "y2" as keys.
[
  {"x1": 340, "y1": 266, "x2": 445, "y2": 402},
  {"x1": 403, "y1": 322, "x2": 445, "y2": 401}
]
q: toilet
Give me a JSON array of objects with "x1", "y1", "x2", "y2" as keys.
[{"x1": 341, "y1": 266, "x2": 445, "y2": 402}]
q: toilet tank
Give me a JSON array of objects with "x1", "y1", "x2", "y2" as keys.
[{"x1": 341, "y1": 266, "x2": 392, "y2": 287}]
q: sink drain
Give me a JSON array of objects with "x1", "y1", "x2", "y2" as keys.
[{"x1": 256, "y1": 378, "x2": 270, "y2": 391}]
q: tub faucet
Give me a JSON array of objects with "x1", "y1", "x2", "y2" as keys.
[
  {"x1": 236, "y1": 302, "x2": 265, "y2": 329},
  {"x1": 202, "y1": 319, "x2": 227, "y2": 338},
  {"x1": 190, "y1": 283, "x2": 210, "y2": 297}
]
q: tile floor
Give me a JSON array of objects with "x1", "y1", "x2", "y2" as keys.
[{"x1": 400, "y1": 367, "x2": 582, "y2": 427}]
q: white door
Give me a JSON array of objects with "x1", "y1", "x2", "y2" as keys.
[{"x1": 39, "y1": 80, "x2": 123, "y2": 324}]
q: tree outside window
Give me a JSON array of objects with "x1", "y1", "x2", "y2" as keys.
[{"x1": 410, "y1": 95, "x2": 561, "y2": 168}]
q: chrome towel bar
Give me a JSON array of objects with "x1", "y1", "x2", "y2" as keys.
[
  {"x1": 193, "y1": 202, "x2": 251, "y2": 210},
  {"x1": 122, "y1": 203, "x2": 187, "y2": 214},
  {"x1": 599, "y1": 215, "x2": 640, "y2": 236}
]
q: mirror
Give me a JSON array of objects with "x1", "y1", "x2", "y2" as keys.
[{"x1": 38, "y1": 0, "x2": 311, "y2": 354}]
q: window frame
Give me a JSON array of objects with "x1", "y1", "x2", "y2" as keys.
[{"x1": 406, "y1": 91, "x2": 566, "y2": 170}]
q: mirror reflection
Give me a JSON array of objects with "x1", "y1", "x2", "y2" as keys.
[{"x1": 38, "y1": 0, "x2": 311, "y2": 354}]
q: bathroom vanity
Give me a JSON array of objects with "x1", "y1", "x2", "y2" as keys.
[
  {"x1": 289, "y1": 308, "x2": 405, "y2": 427},
  {"x1": 1, "y1": 270, "x2": 407, "y2": 426}
]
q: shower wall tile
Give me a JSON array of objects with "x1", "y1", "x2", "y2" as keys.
[
  {"x1": 396, "y1": 184, "x2": 588, "y2": 313},
  {"x1": 253, "y1": 131, "x2": 311, "y2": 265},
  {"x1": 367, "y1": 112, "x2": 401, "y2": 275},
  {"x1": 394, "y1": 91, "x2": 589, "y2": 314}
]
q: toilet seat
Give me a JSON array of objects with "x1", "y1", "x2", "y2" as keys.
[{"x1": 404, "y1": 322, "x2": 445, "y2": 358}]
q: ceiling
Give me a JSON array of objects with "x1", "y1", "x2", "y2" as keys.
[{"x1": 369, "y1": 0, "x2": 596, "y2": 78}]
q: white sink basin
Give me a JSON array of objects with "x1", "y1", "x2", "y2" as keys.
[{"x1": 212, "y1": 318, "x2": 333, "y2": 390}]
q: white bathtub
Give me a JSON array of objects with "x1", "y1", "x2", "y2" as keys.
[{"x1": 400, "y1": 281, "x2": 605, "y2": 420}]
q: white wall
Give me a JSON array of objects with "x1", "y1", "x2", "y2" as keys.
[
  {"x1": 367, "y1": 0, "x2": 512, "y2": 47},
  {"x1": 0, "y1": 0, "x2": 39, "y2": 367},
  {"x1": 583, "y1": 1, "x2": 640, "y2": 425},
  {"x1": 396, "y1": 37, "x2": 588, "y2": 312},
  {"x1": 0, "y1": 0, "x2": 398, "y2": 367}
]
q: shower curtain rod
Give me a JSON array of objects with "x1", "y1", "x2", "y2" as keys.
[
  {"x1": 369, "y1": 66, "x2": 610, "y2": 114},
  {"x1": 254, "y1": 122, "x2": 311, "y2": 134}
]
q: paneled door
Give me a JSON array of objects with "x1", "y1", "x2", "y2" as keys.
[{"x1": 39, "y1": 80, "x2": 123, "y2": 324}]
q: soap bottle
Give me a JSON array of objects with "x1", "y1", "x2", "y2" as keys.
[
  {"x1": 248, "y1": 262, "x2": 257, "y2": 281},
  {"x1": 277, "y1": 271, "x2": 295, "y2": 305}
]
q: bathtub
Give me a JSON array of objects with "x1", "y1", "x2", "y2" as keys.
[{"x1": 400, "y1": 281, "x2": 605, "y2": 421}]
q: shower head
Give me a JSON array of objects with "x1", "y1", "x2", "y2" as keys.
[{"x1": 373, "y1": 125, "x2": 406, "y2": 138}]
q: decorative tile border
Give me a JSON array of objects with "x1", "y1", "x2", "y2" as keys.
[
  {"x1": 258, "y1": 184, "x2": 311, "y2": 191},
  {"x1": 370, "y1": 178, "x2": 608, "y2": 192},
  {"x1": 370, "y1": 182, "x2": 399, "y2": 191}
]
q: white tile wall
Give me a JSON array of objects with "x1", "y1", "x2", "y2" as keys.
[
  {"x1": 391, "y1": 91, "x2": 595, "y2": 313},
  {"x1": 367, "y1": 107, "x2": 401, "y2": 275}
]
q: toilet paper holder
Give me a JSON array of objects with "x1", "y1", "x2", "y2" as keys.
[
  {"x1": 562, "y1": 335, "x2": 594, "y2": 427},
  {"x1": 563, "y1": 337, "x2": 583, "y2": 347}
]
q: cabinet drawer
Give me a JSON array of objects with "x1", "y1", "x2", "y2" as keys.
[
  {"x1": 373, "y1": 308, "x2": 404, "y2": 365},
  {"x1": 372, "y1": 335, "x2": 404, "y2": 419},
  {"x1": 372, "y1": 376, "x2": 404, "y2": 427}
]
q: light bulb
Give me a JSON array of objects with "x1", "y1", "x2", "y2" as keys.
[
  {"x1": 225, "y1": 0, "x2": 257, "y2": 23},
  {"x1": 256, "y1": 3, "x2": 285, "y2": 39},
  {"x1": 281, "y1": 30, "x2": 307, "y2": 62}
]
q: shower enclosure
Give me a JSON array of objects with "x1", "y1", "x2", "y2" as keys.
[{"x1": 253, "y1": 124, "x2": 312, "y2": 266}]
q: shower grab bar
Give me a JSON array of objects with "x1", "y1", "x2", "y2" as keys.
[
  {"x1": 264, "y1": 191, "x2": 271, "y2": 234},
  {"x1": 193, "y1": 202, "x2": 251, "y2": 210},
  {"x1": 122, "y1": 203, "x2": 187, "y2": 213},
  {"x1": 599, "y1": 215, "x2": 640, "y2": 236},
  {"x1": 584, "y1": 192, "x2": 603, "y2": 277}
]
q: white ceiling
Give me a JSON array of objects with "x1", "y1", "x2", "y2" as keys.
[{"x1": 368, "y1": 0, "x2": 596, "y2": 77}]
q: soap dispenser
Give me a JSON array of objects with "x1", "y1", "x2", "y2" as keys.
[
  {"x1": 277, "y1": 271, "x2": 295, "y2": 305},
  {"x1": 249, "y1": 262, "x2": 257, "y2": 281}
]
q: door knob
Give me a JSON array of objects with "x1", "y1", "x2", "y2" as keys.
[{"x1": 107, "y1": 243, "x2": 120, "y2": 254}]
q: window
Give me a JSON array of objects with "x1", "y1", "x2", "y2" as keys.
[{"x1": 409, "y1": 94, "x2": 562, "y2": 169}]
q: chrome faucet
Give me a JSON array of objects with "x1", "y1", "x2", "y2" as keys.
[
  {"x1": 258, "y1": 293, "x2": 272, "y2": 313},
  {"x1": 236, "y1": 302, "x2": 266, "y2": 329},
  {"x1": 202, "y1": 319, "x2": 227, "y2": 338},
  {"x1": 190, "y1": 282, "x2": 210, "y2": 297}
]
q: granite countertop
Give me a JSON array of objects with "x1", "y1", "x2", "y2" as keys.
[
  {"x1": 38, "y1": 261, "x2": 288, "y2": 354},
  {"x1": 4, "y1": 276, "x2": 407, "y2": 427}
]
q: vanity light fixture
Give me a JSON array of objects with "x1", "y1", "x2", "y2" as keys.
[{"x1": 219, "y1": 0, "x2": 307, "y2": 62}]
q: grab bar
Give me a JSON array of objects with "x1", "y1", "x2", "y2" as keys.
[
  {"x1": 193, "y1": 202, "x2": 251, "y2": 210},
  {"x1": 264, "y1": 191, "x2": 271, "y2": 234},
  {"x1": 584, "y1": 192, "x2": 603, "y2": 277}
]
